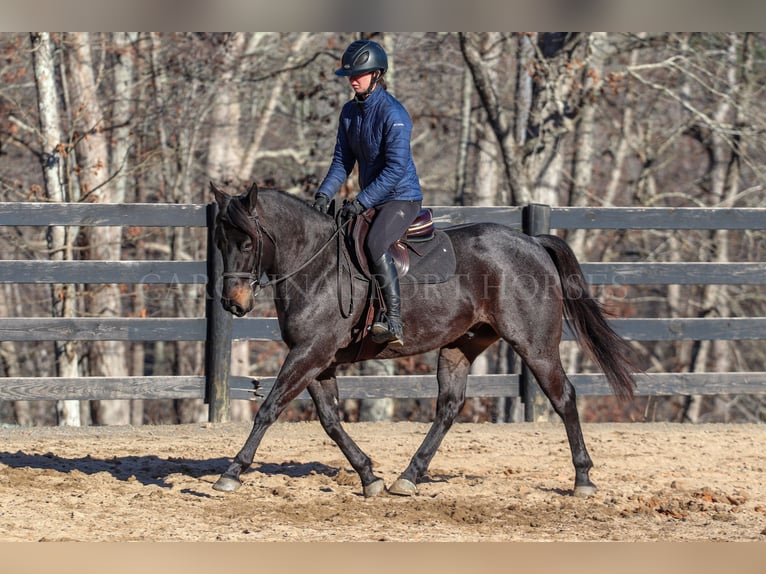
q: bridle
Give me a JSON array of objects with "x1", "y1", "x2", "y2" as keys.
[
  {"x1": 220, "y1": 203, "x2": 272, "y2": 295},
  {"x1": 221, "y1": 203, "x2": 349, "y2": 298}
]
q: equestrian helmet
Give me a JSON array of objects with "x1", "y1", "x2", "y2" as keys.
[{"x1": 335, "y1": 40, "x2": 388, "y2": 76}]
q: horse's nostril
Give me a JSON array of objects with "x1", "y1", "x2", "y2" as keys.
[
  {"x1": 221, "y1": 296, "x2": 249, "y2": 317},
  {"x1": 227, "y1": 301, "x2": 246, "y2": 317}
]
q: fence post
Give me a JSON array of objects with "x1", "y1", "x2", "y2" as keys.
[
  {"x1": 521, "y1": 203, "x2": 551, "y2": 422},
  {"x1": 205, "y1": 202, "x2": 232, "y2": 423}
]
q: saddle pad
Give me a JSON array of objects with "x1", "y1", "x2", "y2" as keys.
[
  {"x1": 347, "y1": 208, "x2": 455, "y2": 284},
  {"x1": 399, "y1": 228, "x2": 456, "y2": 285}
]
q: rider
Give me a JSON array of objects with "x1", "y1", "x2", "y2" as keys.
[{"x1": 313, "y1": 39, "x2": 422, "y2": 348}]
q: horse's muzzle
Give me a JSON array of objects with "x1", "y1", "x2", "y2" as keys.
[
  {"x1": 222, "y1": 297, "x2": 250, "y2": 317},
  {"x1": 221, "y1": 282, "x2": 255, "y2": 317}
]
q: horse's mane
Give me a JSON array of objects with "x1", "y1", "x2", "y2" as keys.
[
  {"x1": 259, "y1": 187, "x2": 318, "y2": 213},
  {"x1": 257, "y1": 187, "x2": 334, "y2": 223},
  {"x1": 221, "y1": 186, "x2": 330, "y2": 241}
]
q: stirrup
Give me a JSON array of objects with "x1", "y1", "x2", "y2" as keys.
[{"x1": 371, "y1": 319, "x2": 404, "y2": 347}]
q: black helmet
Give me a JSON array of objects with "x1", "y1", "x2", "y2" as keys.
[{"x1": 335, "y1": 40, "x2": 388, "y2": 76}]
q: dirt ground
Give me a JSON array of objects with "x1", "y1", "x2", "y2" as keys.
[{"x1": 0, "y1": 421, "x2": 764, "y2": 542}]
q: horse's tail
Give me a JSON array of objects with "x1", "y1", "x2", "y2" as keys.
[{"x1": 536, "y1": 234, "x2": 638, "y2": 401}]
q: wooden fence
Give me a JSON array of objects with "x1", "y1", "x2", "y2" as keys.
[{"x1": 1, "y1": 201, "x2": 765, "y2": 423}]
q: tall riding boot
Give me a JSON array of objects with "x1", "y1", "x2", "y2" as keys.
[{"x1": 370, "y1": 252, "x2": 404, "y2": 347}]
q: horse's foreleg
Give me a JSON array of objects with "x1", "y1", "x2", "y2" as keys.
[
  {"x1": 388, "y1": 345, "x2": 471, "y2": 496},
  {"x1": 212, "y1": 380, "x2": 298, "y2": 492},
  {"x1": 213, "y1": 353, "x2": 330, "y2": 493},
  {"x1": 307, "y1": 374, "x2": 385, "y2": 497}
]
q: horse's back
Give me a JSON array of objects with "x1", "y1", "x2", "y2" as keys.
[
  {"x1": 444, "y1": 220, "x2": 532, "y2": 244},
  {"x1": 444, "y1": 221, "x2": 553, "y2": 272}
]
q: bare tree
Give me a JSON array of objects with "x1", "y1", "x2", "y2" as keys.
[
  {"x1": 622, "y1": 33, "x2": 764, "y2": 422},
  {"x1": 454, "y1": 63, "x2": 473, "y2": 205},
  {"x1": 66, "y1": 32, "x2": 130, "y2": 425},
  {"x1": 459, "y1": 33, "x2": 594, "y2": 206},
  {"x1": 4, "y1": 33, "x2": 765, "y2": 425},
  {"x1": 462, "y1": 33, "x2": 504, "y2": 421},
  {"x1": 683, "y1": 34, "x2": 752, "y2": 422},
  {"x1": 112, "y1": 32, "x2": 143, "y2": 425},
  {"x1": 560, "y1": 33, "x2": 611, "y2": 407},
  {"x1": 206, "y1": 32, "x2": 254, "y2": 422},
  {"x1": 238, "y1": 33, "x2": 311, "y2": 182},
  {"x1": 30, "y1": 32, "x2": 82, "y2": 426},
  {"x1": 459, "y1": 32, "x2": 530, "y2": 205}
]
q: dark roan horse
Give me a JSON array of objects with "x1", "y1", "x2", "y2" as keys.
[{"x1": 209, "y1": 182, "x2": 637, "y2": 498}]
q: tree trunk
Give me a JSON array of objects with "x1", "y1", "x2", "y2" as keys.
[
  {"x1": 147, "y1": 32, "x2": 210, "y2": 424},
  {"x1": 238, "y1": 32, "x2": 311, "y2": 181},
  {"x1": 206, "y1": 33, "x2": 251, "y2": 422},
  {"x1": 602, "y1": 35, "x2": 641, "y2": 208},
  {"x1": 31, "y1": 32, "x2": 82, "y2": 426},
  {"x1": 459, "y1": 32, "x2": 530, "y2": 205},
  {"x1": 465, "y1": 34, "x2": 505, "y2": 420},
  {"x1": 67, "y1": 32, "x2": 130, "y2": 425},
  {"x1": 113, "y1": 32, "x2": 143, "y2": 424},
  {"x1": 207, "y1": 32, "x2": 247, "y2": 183},
  {"x1": 684, "y1": 34, "x2": 744, "y2": 423},
  {"x1": 471, "y1": 34, "x2": 502, "y2": 207},
  {"x1": 454, "y1": 66, "x2": 473, "y2": 205},
  {"x1": 564, "y1": 33, "x2": 609, "y2": 378},
  {"x1": 0, "y1": 285, "x2": 26, "y2": 424},
  {"x1": 513, "y1": 34, "x2": 534, "y2": 149}
]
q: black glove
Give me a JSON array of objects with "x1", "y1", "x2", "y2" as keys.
[
  {"x1": 338, "y1": 198, "x2": 366, "y2": 223},
  {"x1": 312, "y1": 193, "x2": 329, "y2": 214}
]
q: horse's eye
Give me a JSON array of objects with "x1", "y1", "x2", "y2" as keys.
[{"x1": 241, "y1": 239, "x2": 253, "y2": 252}]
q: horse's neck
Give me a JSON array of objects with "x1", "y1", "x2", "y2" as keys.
[{"x1": 262, "y1": 203, "x2": 336, "y2": 276}]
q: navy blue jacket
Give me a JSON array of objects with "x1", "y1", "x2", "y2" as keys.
[{"x1": 316, "y1": 86, "x2": 422, "y2": 208}]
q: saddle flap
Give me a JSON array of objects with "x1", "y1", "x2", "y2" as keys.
[{"x1": 349, "y1": 208, "x2": 411, "y2": 278}]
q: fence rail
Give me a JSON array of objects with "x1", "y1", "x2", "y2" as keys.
[{"x1": 1, "y1": 201, "x2": 764, "y2": 422}]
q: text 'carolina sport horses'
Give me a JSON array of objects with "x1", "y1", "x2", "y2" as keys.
[{"x1": 209, "y1": 182, "x2": 637, "y2": 498}]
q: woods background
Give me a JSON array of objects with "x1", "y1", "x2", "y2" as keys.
[{"x1": 0, "y1": 32, "x2": 764, "y2": 426}]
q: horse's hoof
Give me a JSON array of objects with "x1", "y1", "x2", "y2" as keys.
[
  {"x1": 363, "y1": 479, "x2": 386, "y2": 498},
  {"x1": 213, "y1": 476, "x2": 242, "y2": 492},
  {"x1": 573, "y1": 483, "x2": 597, "y2": 498},
  {"x1": 387, "y1": 478, "x2": 417, "y2": 496}
]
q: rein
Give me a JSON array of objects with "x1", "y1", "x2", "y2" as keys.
[{"x1": 223, "y1": 209, "x2": 353, "y2": 308}]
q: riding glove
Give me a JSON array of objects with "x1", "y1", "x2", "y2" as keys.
[
  {"x1": 339, "y1": 198, "x2": 366, "y2": 223},
  {"x1": 312, "y1": 193, "x2": 329, "y2": 213}
]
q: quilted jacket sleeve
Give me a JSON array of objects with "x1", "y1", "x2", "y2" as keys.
[{"x1": 316, "y1": 109, "x2": 356, "y2": 200}]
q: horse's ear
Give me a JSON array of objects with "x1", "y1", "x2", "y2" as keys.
[
  {"x1": 210, "y1": 181, "x2": 228, "y2": 207},
  {"x1": 245, "y1": 182, "x2": 259, "y2": 213}
]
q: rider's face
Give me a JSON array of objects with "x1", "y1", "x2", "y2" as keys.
[{"x1": 349, "y1": 72, "x2": 375, "y2": 94}]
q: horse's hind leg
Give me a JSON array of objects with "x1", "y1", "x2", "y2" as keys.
[
  {"x1": 521, "y1": 351, "x2": 596, "y2": 497},
  {"x1": 307, "y1": 372, "x2": 386, "y2": 498},
  {"x1": 389, "y1": 334, "x2": 493, "y2": 496}
]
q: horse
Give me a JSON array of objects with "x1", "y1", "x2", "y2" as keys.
[{"x1": 209, "y1": 181, "x2": 637, "y2": 498}]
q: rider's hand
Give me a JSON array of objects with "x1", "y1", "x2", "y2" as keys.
[
  {"x1": 338, "y1": 197, "x2": 366, "y2": 223},
  {"x1": 312, "y1": 193, "x2": 329, "y2": 214}
]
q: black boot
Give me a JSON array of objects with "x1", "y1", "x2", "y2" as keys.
[{"x1": 370, "y1": 252, "x2": 404, "y2": 347}]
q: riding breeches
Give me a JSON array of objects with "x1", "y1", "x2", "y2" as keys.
[{"x1": 365, "y1": 200, "x2": 422, "y2": 261}]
